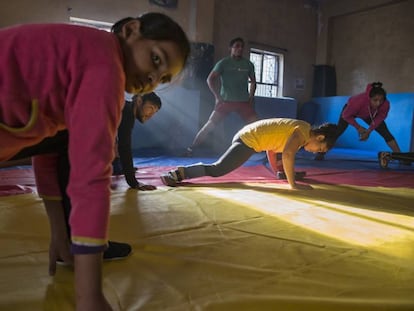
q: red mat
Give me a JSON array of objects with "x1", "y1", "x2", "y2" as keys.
[
  {"x1": 0, "y1": 168, "x2": 36, "y2": 196},
  {"x1": 1, "y1": 165, "x2": 413, "y2": 197},
  {"x1": 134, "y1": 165, "x2": 414, "y2": 188}
]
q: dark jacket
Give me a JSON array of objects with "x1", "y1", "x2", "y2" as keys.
[{"x1": 117, "y1": 100, "x2": 139, "y2": 188}]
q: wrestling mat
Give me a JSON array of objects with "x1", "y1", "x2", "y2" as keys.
[{"x1": 0, "y1": 149, "x2": 413, "y2": 310}]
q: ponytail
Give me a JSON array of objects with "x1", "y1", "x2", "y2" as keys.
[{"x1": 369, "y1": 81, "x2": 387, "y2": 99}]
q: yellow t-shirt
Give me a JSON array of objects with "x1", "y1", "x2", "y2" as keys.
[{"x1": 237, "y1": 118, "x2": 311, "y2": 152}]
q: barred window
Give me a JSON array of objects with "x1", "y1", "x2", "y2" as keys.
[{"x1": 250, "y1": 48, "x2": 284, "y2": 98}]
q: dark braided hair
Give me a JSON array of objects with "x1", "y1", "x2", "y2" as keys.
[
  {"x1": 229, "y1": 37, "x2": 244, "y2": 47},
  {"x1": 311, "y1": 123, "x2": 338, "y2": 149},
  {"x1": 369, "y1": 81, "x2": 387, "y2": 99}
]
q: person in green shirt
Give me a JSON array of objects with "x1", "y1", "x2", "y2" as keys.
[{"x1": 185, "y1": 37, "x2": 257, "y2": 156}]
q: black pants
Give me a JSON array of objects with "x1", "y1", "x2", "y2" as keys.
[
  {"x1": 388, "y1": 152, "x2": 414, "y2": 161},
  {"x1": 9, "y1": 130, "x2": 72, "y2": 235},
  {"x1": 184, "y1": 137, "x2": 256, "y2": 179}
]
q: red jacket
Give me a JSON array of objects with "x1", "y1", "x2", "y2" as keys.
[
  {"x1": 0, "y1": 23, "x2": 125, "y2": 253},
  {"x1": 342, "y1": 83, "x2": 390, "y2": 131}
]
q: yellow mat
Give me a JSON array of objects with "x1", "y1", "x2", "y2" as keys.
[{"x1": 1, "y1": 181, "x2": 414, "y2": 311}]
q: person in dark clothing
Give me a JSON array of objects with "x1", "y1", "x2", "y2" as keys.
[{"x1": 113, "y1": 92, "x2": 162, "y2": 190}]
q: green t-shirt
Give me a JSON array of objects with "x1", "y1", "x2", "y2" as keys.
[{"x1": 212, "y1": 56, "x2": 255, "y2": 102}]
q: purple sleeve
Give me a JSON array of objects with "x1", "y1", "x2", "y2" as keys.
[
  {"x1": 65, "y1": 64, "x2": 124, "y2": 254},
  {"x1": 341, "y1": 95, "x2": 363, "y2": 129}
]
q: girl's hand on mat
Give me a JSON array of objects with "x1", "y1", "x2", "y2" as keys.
[{"x1": 291, "y1": 183, "x2": 313, "y2": 190}]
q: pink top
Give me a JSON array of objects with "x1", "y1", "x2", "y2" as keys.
[
  {"x1": 0, "y1": 23, "x2": 125, "y2": 253},
  {"x1": 342, "y1": 83, "x2": 390, "y2": 131}
]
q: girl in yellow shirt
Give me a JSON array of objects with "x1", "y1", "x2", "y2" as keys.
[{"x1": 161, "y1": 118, "x2": 337, "y2": 190}]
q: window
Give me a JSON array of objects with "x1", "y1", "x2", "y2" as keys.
[
  {"x1": 69, "y1": 17, "x2": 112, "y2": 32},
  {"x1": 249, "y1": 48, "x2": 284, "y2": 98}
]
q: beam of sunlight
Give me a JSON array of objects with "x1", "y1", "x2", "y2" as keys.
[{"x1": 194, "y1": 186, "x2": 414, "y2": 260}]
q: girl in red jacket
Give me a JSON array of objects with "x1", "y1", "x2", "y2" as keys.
[
  {"x1": 0, "y1": 13, "x2": 189, "y2": 311},
  {"x1": 316, "y1": 82, "x2": 401, "y2": 160}
]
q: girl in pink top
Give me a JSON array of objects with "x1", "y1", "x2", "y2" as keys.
[
  {"x1": 0, "y1": 12, "x2": 190, "y2": 310},
  {"x1": 316, "y1": 82, "x2": 401, "y2": 160}
]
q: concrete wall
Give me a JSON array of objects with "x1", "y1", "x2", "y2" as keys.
[
  {"x1": 212, "y1": 0, "x2": 318, "y2": 104},
  {"x1": 0, "y1": 0, "x2": 215, "y2": 43},
  {"x1": 316, "y1": 0, "x2": 414, "y2": 95}
]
